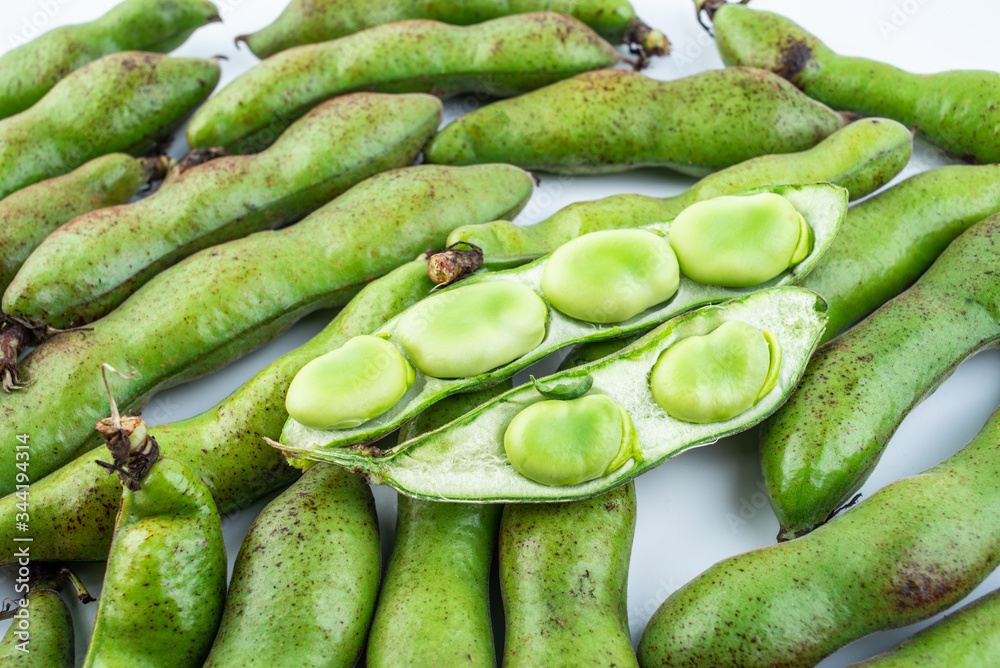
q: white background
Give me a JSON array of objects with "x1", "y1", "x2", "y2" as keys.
[{"x1": 3, "y1": 0, "x2": 1000, "y2": 665}]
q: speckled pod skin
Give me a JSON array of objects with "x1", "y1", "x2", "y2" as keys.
[
  {"x1": 0, "y1": 52, "x2": 220, "y2": 200},
  {"x1": 4, "y1": 93, "x2": 442, "y2": 329},
  {"x1": 0, "y1": 164, "x2": 532, "y2": 496},
  {"x1": 501, "y1": 482, "x2": 637, "y2": 667},
  {"x1": 82, "y1": 458, "x2": 226, "y2": 667},
  {"x1": 851, "y1": 588, "x2": 1000, "y2": 667},
  {"x1": 761, "y1": 213, "x2": 1000, "y2": 541},
  {"x1": 0, "y1": 260, "x2": 436, "y2": 567},
  {"x1": 425, "y1": 67, "x2": 848, "y2": 177},
  {"x1": 637, "y1": 404, "x2": 1000, "y2": 668},
  {"x1": 367, "y1": 385, "x2": 507, "y2": 668},
  {"x1": 701, "y1": 2, "x2": 1000, "y2": 164},
  {"x1": 0, "y1": 587, "x2": 73, "y2": 667},
  {"x1": 241, "y1": 0, "x2": 655, "y2": 59},
  {"x1": 449, "y1": 117, "x2": 911, "y2": 269},
  {"x1": 0, "y1": 0, "x2": 219, "y2": 119},
  {"x1": 188, "y1": 13, "x2": 620, "y2": 152},
  {"x1": 802, "y1": 164, "x2": 1000, "y2": 342},
  {"x1": 0, "y1": 153, "x2": 156, "y2": 294},
  {"x1": 203, "y1": 464, "x2": 379, "y2": 667}
]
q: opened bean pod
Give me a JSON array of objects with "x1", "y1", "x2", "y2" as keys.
[
  {"x1": 278, "y1": 183, "x2": 844, "y2": 454},
  {"x1": 188, "y1": 13, "x2": 623, "y2": 152},
  {"x1": 278, "y1": 287, "x2": 827, "y2": 502},
  {"x1": 239, "y1": 0, "x2": 667, "y2": 60}
]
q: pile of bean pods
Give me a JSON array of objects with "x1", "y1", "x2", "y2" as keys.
[{"x1": 1, "y1": 1, "x2": 999, "y2": 666}]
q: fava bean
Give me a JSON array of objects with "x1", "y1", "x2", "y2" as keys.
[
  {"x1": 0, "y1": 570, "x2": 76, "y2": 667},
  {"x1": 286, "y1": 287, "x2": 827, "y2": 502},
  {"x1": 286, "y1": 335, "x2": 415, "y2": 430},
  {"x1": 761, "y1": 212, "x2": 1000, "y2": 540},
  {"x1": 637, "y1": 401, "x2": 1000, "y2": 668},
  {"x1": 278, "y1": 183, "x2": 844, "y2": 457},
  {"x1": 0, "y1": 164, "x2": 532, "y2": 494},
  {"x1": 698, "y1": 1, "x2": 1000, "y2": 164},
  {"x1": 425, "y1": 67, "x2": 848, "y2": 176},
  {"x1": 4, "y1": 93, "x2": 441, "y2": 329},
  {"x1": 188, "y1": 13, "x2": 621, "y2": 152},
  {"x1": 0, "y1": 0, "x2": 220, "y2": 119},
  {"x1": 448, "y1": 117, "x2": 911, "y2": 268},
  {"x1": 650, "y1": 321, "x2": 780, "y2": 423},
  {"x1": 239, "y1": 0, "x2": 667, "y2": 60},
  {"x1": 541, "y1": 229, "x2": 679, "y2": 323},
  {"x1": 0, "y1": 52, "x2": 219, "y2": 199},
  {"x1": 396, "y1": 280, "x2": 548, "y2": 379},
  {"x1": 669, "y1": 193, "x2": 811, "y2": 287},
  {"x1": 504, "y1": 393, "x2": 638, "y2": 486}
]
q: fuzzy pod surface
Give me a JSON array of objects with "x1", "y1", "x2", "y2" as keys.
[
  {"x1": 700, "y1": 1, "x2": 1000, "y2": 164},
  {"x1": 0, "y1": 0, "x2": 219, "y2": 119},
  {"x1": 501, "y1": 481, "x2": 637, "y2": 667},
  {"x1": 0, "y1": 52, "x2": 220, "y2": 200},
  {"x1": 425, "y1": 67, "x2": 849, "y2": 176},
  {"x1": 188, "y1": 13, "x2": 621, "y2": 152},
  {"x1": 240, "y1": 0, "x2": 664, "y2": 59},
  {"x1": 761, "y1": 212, "x2": 1000, "y2": 541},
  {"x1": 0, "y1": 164, "x2": 533, "y2": 496},
  {"x1": 0, "y1": 153, "x2": 160, "y2": 294},
  {"x1": 638, "y1": 401, "x2": 1000, "y2": 667},
  {"x1": 3, "y1": 93, "x2": 442, "y2": 329},
  {"x1": 447, "y1": 117, "x2": 912, "y2": 269},
  {"x1": 203, "y1": 464, "x2": 379, "y2": 667}
]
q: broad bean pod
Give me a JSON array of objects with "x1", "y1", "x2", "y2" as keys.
[
  {"x1": 501, "y1": 482, "x2": 637, "y2": 667},
  {"x1": 448, "y1": 117, "x2": 911, "y2": 268},
  {"x1": 0, "y1": 0, "x2": 219, "y2": 119},
  {"x1": 277, "y1": 183, "x2": 844, "y2": 457},
  {"x1": 637, "y1": 400, "x2": 1000, "y2": 667},
  {"x1": 0, "y1": 164, "x2": 532, "y2": 495},
  {"x1": 761, "y1": 212, "x2": 1000, "y2": 540},
  {"x1": 0, "y1": 570, "x2": 75, "y2": 666},
  {"x1": 697, "y1": 0, "x2": 1000, "y2": 164},
  {"x1": 850, "y1": 588, "x2": 1000, "y2": 667},
  {"x1": 239, "y1": 0, "x2": 667, "y2": 60},
  {"x1": 0, "y1": 153, "x2": 165, "y2": 294},
  {"x1": 425, "y1": 67, "x2": 850, "y2": 176},
  {"x1": 4, "y1": 93, "x2": 442, "y2": 329},
  {"x1": 203, "y1": 464, "x2": 379, "y2": 667},
  {"x1": 188, "y1": 13, "x2": 621, "y2": 152},
  {"x1": 282, "y1": 287, "x2": 827, "y2": 503},
  {"x1": 0, "y1": 52, "x2": 219, "y2": 199}
]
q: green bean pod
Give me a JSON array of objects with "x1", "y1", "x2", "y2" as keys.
[
  {"x1": 3, "y1": 93, "x2": 442, "y2": 329},
  {"x1": 0, "y1": 0, "x2": 220, "y2": 119},
  {"x1": 0, "y1": 153, "x2": 165, "y2": 294},
  {"x1": 82, "y1": 420, "x2": 226, "y2": 667},
  {"x1": 637, "y1": 402, "x2": 1000, "y2": 668},
  {"x1": 367, "y1": 385, "x2": 507, "y2": 668},
  {"x1": 188, "y1": 13, "x2": 621, "y2": 153},
  {"x1": 239, "y1": 0, "x2": 667, "y2": 60},
  {"x1": 448, "y1": 117, "x2": 911, "y2": 269},
  {"x1": 761, "y1": 212, "x2": 1000, "y2": 541},
  {"x1": 203, "y1": 464, "x2": 379, "y2": 667},
  {"x1": 697, "y1": 1, "x2": 1000, "y2": 164},
  {"x1": 286, "y1": 287, "x2": 828, "y2": 503},
  {"x1": 0, "y1": 52, "x2": 220, "y2": 200},
  {"x1": 278, "y1": 183, "x2": 844, "y2": 457},
  {"x1": 425, "y1": 67, "x2": 849, "y2": 176},
  {"x1": 0, "y1": 259, "x2": 440, "y2": 567},
  {"x1": 501, "y1": 481, "x2": 637, "y2": 667},
  {"x1": 0, "y1": 164, "x2": 532, "y2": 495},
  {"x1": 0, "y1": 572, "x2": 74, "y2": 667},
  {"x1": 850, "y1": 588, "x2": 1000, "y2": 667},
  {"x1": 802, "y1": 164, "x2": 1000, "y2": 342}
]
